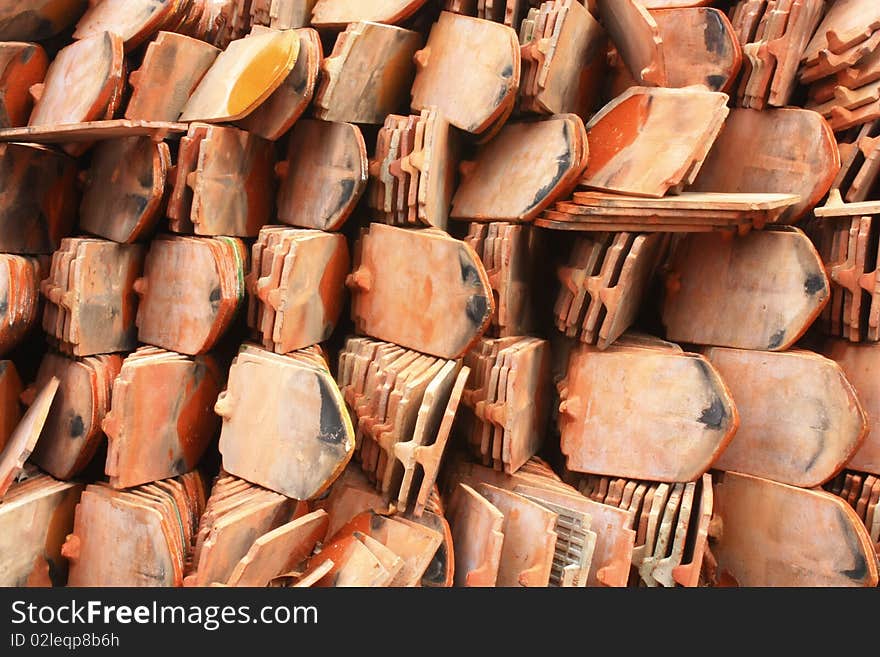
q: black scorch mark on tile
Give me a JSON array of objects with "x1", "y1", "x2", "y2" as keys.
[
  {"x1": 316, "y1": 375, "x2": 345, "y2": 445},
  {"x1": 767, "y1": 329, "x2": 786, "y2": 350}
]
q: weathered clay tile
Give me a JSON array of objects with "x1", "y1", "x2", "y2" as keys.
[
  {"x1": 275, "y1": 119, "x2": 367, "y2": 231},
  {"x1": 452, "y1": 115, "x2": 587, "y2": 223},
  {"x1": 651, "y1": 7, "x2": 741, "y2": 91},
  {"x1": 0, "y1": 42, "x2": 47, "y2": 128},
  {"x1": 248, "y1": 227, "x2": 349, "y2": 354},
  {"x1": 0, "y1": 378, "x2": 57, "y2": 497},
  {"x1": 477, "y1": 483, "x2": 557, "y2": 587},
  {"x1": 64, "y1": 474, "x2": 206, "y2": 586},
  {"x1": 174, "y1": 124, "x2": 276, "y2": 237},
  {"x1": 710, "y1": 471, "x2": 878, "y2": 587},
  {"x1": 80, "y1": 137, "x2": 169, "y2": 243},
  {"x1": 41, "y1": 238, "x2": 144, "y2": 355},
  {"x1": 0, "y1": 1, "x2": 86, "y2": 41},
  {"x1": 216, "y1": 345, "x2": 354, "y2": 500},
  {"x1": 662, "y1": 228, "x2": 830, "y2": 350},
  {"x1": 134, "y1": 235, "x2": 245, "y2": 354},
  {"x1": 179, "y1": 29, "x2": 300, "y2": 123},
  {"x1": 226, "y1": 510, "x2": 329, "y2": 587},
  {"x1": 0, "y1": 471, "x2": 82, "y2": 586},
  {"x1": 411, "y1": 12, "x2": 520, "y2": 134},
  {"x1": 520, "y1": 0, "x2": 606, "y2": 117},
  {"x1": 236, "y1": 27, "x2": 321, "y2": 140},
  {"x1": 705, "y1": 347, "x2": 866, "y2": 487},
  {"x1": 28, "y1": 352, "x2": 121, "y2": 481},
  {"x1": 580, "y1": 87, "x2": 729, "y2": 198},
  {"x1": 126, "y1": 31, "x2": 220, "y2": 122},
  {"x1": 102, "y1": 349, "x2": 223, "y2": 489},
  {"x1": 28, "y1": 32, "x2": 124, "y2": 128},
  {"x1": 446, "y1": 483, "x2": 504, "y2": 586},
  {"x1": 0, "y1": 144, "x2": 77, "y2": 254},
  {"x1": 310, "y1": 0, "x2": 429, "y2": 28},
  {"x1": 0, "y1": 359, "x2": 21, "y2": 453},
  {"x1": 316, "y1": 21, "x2": 422, "y2": 125},
  {"x1": 348, "y1": 224, "x2": 494, "y2": 359},
  {"x1": 691, "y1": 108, "x2": 839, "y2": 224},
  {"x1": 558, "y1": 344, "x2": 738, "y2": 482},
  {"x1": 596, "y1": 0, "x2": 666, "y2": 86}
]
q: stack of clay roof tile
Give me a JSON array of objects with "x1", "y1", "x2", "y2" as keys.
[
  {"x1": 1, "y1": 0, "x2": 880, "y2": 590},
  {"x1": 799, "y1": 0, "x2": 880, "y2": 131}
]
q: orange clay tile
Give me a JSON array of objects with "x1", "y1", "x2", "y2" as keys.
[
  {"x1": 315, "y1": 21, "x2": 422, "y2": 125},
  {"x1": 314, "y1": 466, "x2": 395, "y2": 539},
  {"x1": 29, "y1": 352, "x2": 121, "y2": 481},
  {"x1": 691, "y1": 107, "x2": 840, "y2": 224},
  {"x1": 447, "y1": 483, "x2": 504, "y2": 586},
  {"x1": 411, "y1": 12, "x2": 520, "y2": 134},
  {"x1": 461, "y1": 337, "x2": 551, "y2": 473},
  {"x1": 558, "y1": 345, "x2": 738, "y2": 482},
  {"x1": 0, "y1": 42, "x2": 47, "y2": 128},
  {"x1": 581, "y1": 87, "x2": 730, "y2": 198},
  {"x1": 102, "y1": 350, "x2": 222, "y2": 489},
  {"x1": 134, "y1": 235, "x2": 245, "y2": 355},
  {"x1": 0, "y1": 1, "x2": 86, "y2": 41},
  {"x1": 596, "y1": 0, "x2": 666, "y2": 86},
  {"x1": 73, "y1": 0, "x2": 186, "y2": 51},
  {"x1": 304, "y1": 533, "x2": 396, "y2": 586},
  {"x1": 64, "y1": 487, "x2": 179, "y2": 586},
  {"x1": 825, "y1": 340, "x2": 880, "y2": 475},
  {"x1": 671, "y1": 473, "x2": 713, "y2": 588},
  {"x1": 79, "y1": 136, "x2": 169, "y2": 244},
  {"x1": 394, "y1": 362, "x2": 468, "y2": 515},
  {"x1": 260, "y1": 0, "x2": 317, "y2": 29},
  {"x1": 189, "y1": 490, "x2": 296, "y2": 586},
  {"x1": 28, "y1": 32, "x2": 124, "y2": 128},
  {"x1": 348, "y1": 224, "x2": 494, "y2": 359},
  {"x1": 125, "y1": 31, "x2": 220, "y2": 122},
  {"x1": 249, "y1": 227, "x2": 349, "y2": 354},
  {"x1": 662, "y1": 228, "x2": 830, "y2": 350},
  {"x1": 706, "y1": 347, "x2": 867, "y2": 488},
  {"x1": 711, "y1": 471, "x2": 879, "y2": 587},
  {"x1": 598, "y1": 233, "x2": 668, "y2": 349},
  {"x1": 514, "y1": 485, "x2": 597, "y2": 587},
  {"x1": 519, "y1": 0, "x2": 606, "y2": 117},
  {"x1": 801, "y1": 31, "x2": 880, "y2": 86},
  {"x1": 650, "y1": 7, "x2": 741, "y2": 91},
  {"x1": 180, "y1": 124, "x2": 275, "y2": 237},
  {"x1": 767, "y1": 1, "x2": 826, "y2": 104},
  {"x1": 0, "y1": 360, "x2": 21, "y2": 453},
  {"x1": 638, "y1": 481, "x2": 685, "y2": 586},
  {"x1": 189, "y1": 477, "x2": 293, "y2": 582},
  {"x1": 216, "y1": 345, "x2": 355, "y2": 500},
  {"x1": 0, "y1": 377, "x2": 58, "y2": 497},
  {"x1": 237, "y1": 27, "x2": 321, "y2": 140},
  {"x1": 801, "y1": 0, "x2": 880, "y2": 67},
  {"x1": 0, "y1": 472, "x2": 82, "y2": 586},
  {"x1": 226, "y1": 510, "x2": 329, "y2": 587},
  {"x1": 275, "y1": 119, "x2": 367, "y2": 231},
  {"x1": 0, "y1": 144, "x2": 77, "y2": 254},
  {"x1": 64, "y1": 476, "x2": 205, "y2": 587},
  {"x1": 465, "y1": 223, "x2": 543, "y2": 337},
  {"x1": 0, "y1": 119, "x2": 186, "y2": 150},
  {"x1": 42, "y1": 239, "x2": 144, "y2": 356},
  {"x1": 179, "y1": 29, "x2": 300, "y2": 123},
  {"x1": 327, "y1": 510, "x2": 443, "y2": 586},
  {"x1": 451, "y1": 114, "x2": 587, "y2": 223},
  {"x1": 477, "y1": 484, "x2": 557, "y2": 587},
  {"x1": 0, "y1": 256, "x2": 42, "y2": 356},
  {"x1": 513, "y1": 484, "x2": 635, "y2": 587},
  {"x1": 310, "y1": 0, "x2": 429, "y2": 28}
]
